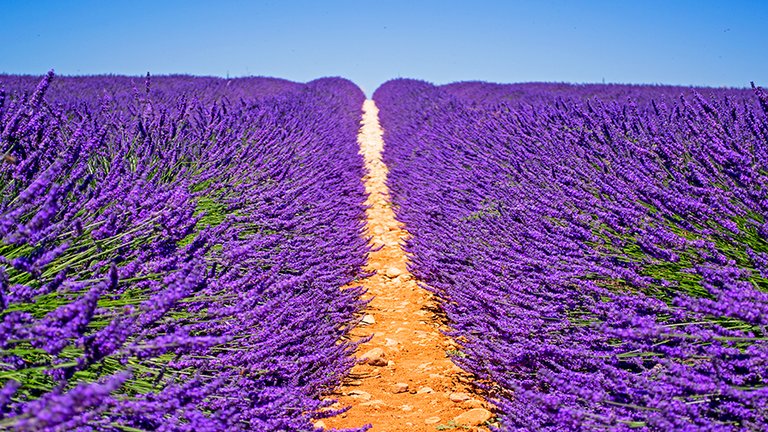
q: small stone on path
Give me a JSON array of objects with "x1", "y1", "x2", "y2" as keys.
[
  {"x1": 385, "y1": 266, "x2": 404, "y2": 278},
  {"x1": 453, "y1": 408, "x2": 493, "y2": 426},
  {"x1": 361, "y1": 314, "x2": 376, "y2": 325},
  {"x1": 464, "y1": 399, "x2": 484, "y2": 408},
  {"x1": 392, "y1": 382, "x2": 409, "y2": 393},
  {"x1": 450, "y1": 392, "x2": 471, "y2": 402},
  {"x1": 348, "y1": 390, "x2": 372, "y2": 401},
  {"x1": 360, "y1": 348, "x2": 387, "y2": 366},
  {"x1": 384, "y1": 338, "x2": 399, "y2": 347},
  {"x1": 360, "y1": 400, "x2": 387, "y2": 408},
  {"x1": 397, "y1": 274, "x2": 413, "y2": 282},
  {"x1": 424, "y1": 416, "x2": 441, "y2": 425}
]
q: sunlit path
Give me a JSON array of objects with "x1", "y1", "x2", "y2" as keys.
[{"x1": 321, "y1": 100, "x2": 493, "y2": 432}]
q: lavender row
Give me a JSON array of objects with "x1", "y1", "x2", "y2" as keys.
[
  {"x1": 1, "y1": 73, "x2": 369, "y2": 431},
  {"x1": 375, "y1": 79, "x2": 767, "y2": 431}
]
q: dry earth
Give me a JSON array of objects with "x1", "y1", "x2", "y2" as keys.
[{"x1": 320, "y1": 101, "x2": 494, "y2": 432}]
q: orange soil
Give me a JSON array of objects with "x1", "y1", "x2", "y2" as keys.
[{"x1": 320, "y1": 101, "x2": 494, "y2": 432}]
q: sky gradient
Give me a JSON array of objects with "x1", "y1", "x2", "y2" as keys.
[{"x1": 1, "y1": 0, "x2": 766, "y2": 94}]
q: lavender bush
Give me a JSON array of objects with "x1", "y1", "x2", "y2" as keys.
[
  {"x1": 1, "y1": 73, "x2": 369, "y2": 431},
  {"x1": 375, "y1": 79, "x2": 768, "y2": 431}
]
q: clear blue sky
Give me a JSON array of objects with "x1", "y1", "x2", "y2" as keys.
[{"x1": 1, "y1": 0, "x2": 766, "y2": 94}]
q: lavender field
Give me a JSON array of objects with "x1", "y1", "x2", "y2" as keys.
[
  {"x1": 1, "y1": 73, "x2": 370, "y2": 431},
  {"x1": 1, "y1": 71, "x2": 767, "y2": 432},
  {"x1": 375, "y1": 80, "x2": 768, "y2": 430}
]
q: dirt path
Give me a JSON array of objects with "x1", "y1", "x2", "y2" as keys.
[{"x1": 320, "y1": 101, "x2": 494, "y2": 432}]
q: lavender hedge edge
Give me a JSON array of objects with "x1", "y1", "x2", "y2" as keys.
[
  {"x1": 375, "y1": 79, "x2": 768, "y2": 431},
  {"x1": 0, "y1": 73, "x2": 370, "y2": 431}
]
